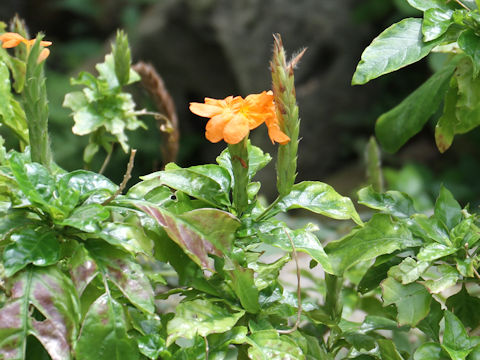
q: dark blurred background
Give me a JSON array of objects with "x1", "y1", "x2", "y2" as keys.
[{"x1": 2, "y1": 0, "x2": 480, "y2": 208}]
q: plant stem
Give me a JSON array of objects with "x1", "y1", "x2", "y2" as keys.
[
  {"x1": 102, "y1": 149, "x2": 136, "y2": 205},
  {"x1": 228, "y1": 137, "x2": 249, "y2": 216},
  {"x1": 99, "y1": 144, "x2": 114, "y2": 174},
  {"x1": 255, "y1": 196, "x2": 281, "y2": 222},
  {"x1": 278, "y1": 228, "x2": 302, "y2": 334}
]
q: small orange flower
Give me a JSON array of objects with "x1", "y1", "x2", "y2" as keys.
[
  {"x1": 0, "y1": 32, "x2": 52, "y2": 62},
  {"x1": 190, "y1": 90, "x2": 290, "y2": 145}
]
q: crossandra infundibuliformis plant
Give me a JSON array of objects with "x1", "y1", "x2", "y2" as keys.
[{"x1": 1, "y1": 1, "x2": 480, "y2": 358}]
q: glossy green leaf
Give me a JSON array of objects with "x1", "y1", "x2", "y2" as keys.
[
  {"x1": 247, "y1": 330, "x2": 304, "y2": 360},
  {"x1": 418, "y1": 299, "x2": 443, "y2": 341},
  {"x1": 417, "y1": 243, "x2": 457, "y2": 261},
  {"x1": 86, "y1": 241, "x2": 155, "y2": 314},
  {"x1": 59, "y1": 204, "x2": 110, "y2": 232},
  {"x1": 458, "y1": 30, "x2": 480, "y2": 78},
  {"x1": 352, "y1": 18, "x2": 442, "y2": 85},
  {"x1": 377, "y1": 339, "x2": 404, "y2": 360},
  {"x1": 0, "y1": 267, "x2": 80, "y2": 360},
  {"x1": 413, "y1": 342, "x2": 444, "y2": 360},
  {"x1": 141, "y1": 165, "x2": 230, "y2": 207},
  {"x1": 375, "y1": 63, "x2": 456, "y2": 153},
  {"x1": 382, "y1": 277, "x2": 431, "y2": 326},
  {"x1": 69, "y1": 245, "x2": 98, "y2": 296},
  {"x1": 454, "y1": 57, "x2": 480, "y2": 135},
  {"x1": 423, "y1": 265, "x2": 459, "y2": 294},
  {"x1": 407, "y1": 0, "x2": 455, "y2": 11},
  {"x1": 256, "y1": 221, "x2": 333, "y2": 274},
  {"x1": 446, "y1": 286, "x2": 480, "y2": 330},
  {"x1": 3, "y1": 228, "x2": 60, "y2": 277},
  {"x1": 434, "y1": 186, "x2": 462, "y2": 230},
  {"x1": 57, "y1": 170, "x2": 118, "y2": 200},
  {"x1": 388, "y1": 257, "x2": 429, "y2": 284},
  {"x1": 98, "y1": 222, "x2": 153, "y2": 254},
  {"x1": 274, "y1": 181, "x2": 362, "y2": 225},
  {"x1": 423, "y1": 8, "x2": 454, "y2": 42},
  {"x1": 166, "y1": 299, "x2": 245, "y2": 346},
  {"x1": 76, "y1": 294, "x2": 139, "y2": 360},
  {"x1": 358, "y1": 255, "x2": 402, "y2": 294},
  {"x1": 409, "y1": 214, "x2": 451, "y2": 245},
  {"x1": 442, "y1": 310, "x2": 476, "y2": 360},
  {"x1": 326, "y1": 214, "x2": 418, "y2": 275},
  {"x1": 139, "y1": 205, "x2": 240, "y2": 269},
  {"x1": 216, "y1": 141, "x2": 272, "y2": 181},
  {"x1": 226, "y1": 261, "x2": 260, "y2": 314},
  {"x1": 358, "y1": 186, "x2": 416, "y2": 218}
]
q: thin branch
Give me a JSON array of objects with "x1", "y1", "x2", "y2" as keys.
[
  {"x1": 102, "y1": 149, "x2": 136, "y2": 206},
  {"x1": 203, "y1": 335, "x2": 209, "y2": 360},
  {"x1": 278, "y1": 228, "x2": 302, "y2": 334},
  {"x1": 99, "y1": 144, "x2": 114, "y2": 174},
  {"x1": 449, "y1": 0, "x2": 472, "y2": 10}
]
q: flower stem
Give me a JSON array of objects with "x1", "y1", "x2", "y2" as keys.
[{"x1": 228, "y1": 136, "x2": 249, "y2": 216}]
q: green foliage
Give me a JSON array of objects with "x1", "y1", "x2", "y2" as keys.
[{"x1": 3, "y1": 6, "x2": 480, "y2": 359}]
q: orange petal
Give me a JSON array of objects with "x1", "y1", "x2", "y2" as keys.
[
  {"x1": 190, "y1": 102, "x2": 224, "y2": 118},
  {"x1": 205, "y1": 114, "x2": 230, "y2": 143},
  {"x1": 1, "y1": 39, "x2": 22, "y2": 48},
  {"x1": 267, "y1": 122, "x2": 290, "y2": 145},
  {"x1": 223, "y1": 114, "x2": 249, "y2": 144},
  {"x1": 37, "y1": 48, "x2": 50, "y2": 63},
  {"x1": 39, "y1": 40, "x2": 52, "y2": 47}
]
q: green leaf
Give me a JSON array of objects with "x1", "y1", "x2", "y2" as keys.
[
  {"x1": 225, "y1": 261, "x2": 260, "y2": 313},
  {"x1": 86, "y1": 241, "x2": 155, "y2": 314},
  {"x1": 247, "y1": 330, "x2": 304, "y2": 360},
  {"x1": 382, "y1": 277, "x2": 432, "y2": 326},
  {"x1": 142, "y1": 165, "x2": 231, "y2": 207},
  {"x1": 377, "y1": 339, "x2": 404, "y2": 360},
  {"x1": 417, "y1": 243, "x2": 457, "y2": 261},
  {"x1": 435, "y1": 79, "x2": 457, "y2": 153},
  {"x1": 0, "y1": 267, "x2": 80, "y2": 360},
  {"x1": 76, "y1": 294, "x2": 139, "y2": 360},
  {"x1": 458, "y1": 30, "x2": 480, "y2": 78},
  {"x1": 446, "y1": 286, "x2": 480, "y2": 330},
  {"x1": 418, "y1": 299, "x2": 443, "y2": 341},
  {"x1": 357, "y1": 186, "x2": 416, "y2": 218},
  {"x1": 358, "y1": 255, "x2": 402, "y2": 294},
  {"x1": 0, "y1": 61, "x2": 28, "y2": 144},
  {"x1": 139, "y1": 205, "x2": 240, "y2": 270},
  {"x1": 166, "y1": 299, "x2": 245, "y2": 346},
  {"x1": 409, "y1": 214, "x2": 451, "y2": 246},
  {"x1": 256, "y1": 221, "x2": 333, "y2": 274},
  {"x1": 422, "y1": 8, "x2": 454, "y2": 42},
  {"x1": 413, "y1": 342, "x2": 444, "y2": 360},
  {"x1": 423, "y1": 265, "x2": 459, "y2": 294},
  {"x1": 69, "y1": 245, "x2": 98, "y2": 296},
  {"x1": 442, "y1": 310, "x2": 475, "y2": 360},
  {"x1": 375, "y1": 62, "x2": 456, "y2": 153},
  {"x1": 3, "y1": 228, "x2": 60, "y2": 277},
  {"x1": 273, "y1": 181, "x2": 362, "y2": 225},
  {"x1": 352, "y1": 18, "x2": 443, "y2": 85},
  {"x1": 58, "y1": 204, "x2": 110, "y2": 232},
  {"x1": 57, "y1": 170, "x2": 118, "y2": 200},
  {"x1": 454, "y1": 57, "x2": 480, "y2": 135},
  {"x1": 388, "y1": 257, "x2": 429, "y2": 284},
  {"x1": 407, "y1": 0, "x2": 455, "y2": 11},
  {"x1": 98, "y1": 222, "x2": 153, "y2": 255},
  {"x1": 434, "y1": 186, "x2": 462, "y2": 230},
  {"x1": 326, "y1": 214, "x2": 418, "y2": 275},
  {"x1": 216, "y1": 141, "x2": 272, "y2": 181}
]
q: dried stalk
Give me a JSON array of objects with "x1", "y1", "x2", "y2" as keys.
[
  {"x1": 102, "y1": 149, "x2": 136, "y2": 205},
  {"x1": 132, "y1": 61, "x2": 179, "y2": 168}
]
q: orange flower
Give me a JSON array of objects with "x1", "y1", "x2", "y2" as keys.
[
  {"x1": 190, "y1": 91, "x2": 290, "y2": 145},
  {"x1": 0, "y1": 32, "x2": 52, "y2": 62}
]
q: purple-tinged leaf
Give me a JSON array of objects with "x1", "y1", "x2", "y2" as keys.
[
  {"x1": 76, "y1": 294, "x2": 139, "y2": 360},
  {"x1": 69, "y1": 246, "x2": 98, "y2": 296},
  {"x1": 138, "y1": 205, "x2": 240, "y2": 270},
  {"x1": 0, "y1": 267, "x2": 81, "y2": 360}
]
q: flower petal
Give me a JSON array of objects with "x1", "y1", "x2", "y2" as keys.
[
  {"x1": 205, "y1": 114, "x2": 230, "y2": 143},
  {"x1": 189, "y1": 102, "x2": 223, "y2": 118},
  {"x1": 37, "y1": 48, "x2": 50, "y2": 63},
  {"x1": 266, "y1": 122, "x2": 290, "y2": 145},
  {"x1": 223, "y1": 114, "x2": 249, "y2": 144}
]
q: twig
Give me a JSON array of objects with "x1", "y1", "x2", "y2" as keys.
[
  {"x1": 449, "y1": 0, "x2": 472, "y2": 10},
  {"x1": 102, "y1": 149, "x2": 136, "y2": 206},
  {"x1": 99, "y1": 144, "x2": 114, "y2": 174},
  {"x1": 132, "y1": 62, "x2": 179, "y2": 169},
  {"x1": 203, "y1": 335, "x2": 209, "y2": 360},
  {"x1": 278, "y1": 228, "x2": 302, "y2": 334}
]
